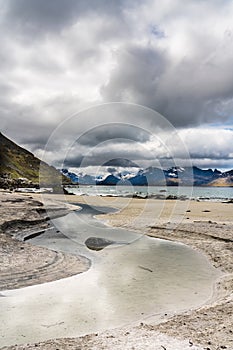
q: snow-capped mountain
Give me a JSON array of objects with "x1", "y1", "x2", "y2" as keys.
[{"x1": 61, "y1": 166, "x2": 233, "y2": 187}]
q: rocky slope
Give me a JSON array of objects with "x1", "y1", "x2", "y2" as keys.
[{"x1": 0, "y1": 132, "x2": 69, "y2": 188}]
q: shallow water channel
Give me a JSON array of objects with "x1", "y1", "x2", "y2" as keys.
[{"x1": 0, "y1": 203, "x2": 220, "y2": 347}]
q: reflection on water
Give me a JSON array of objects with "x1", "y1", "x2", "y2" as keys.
[{"x1": 0, "y1": 205, "x2": 220, "y2": 347}]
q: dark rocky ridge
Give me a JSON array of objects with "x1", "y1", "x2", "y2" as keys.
[{"x1": 0, "y1": 132, "x2": 70, "y2": 189}]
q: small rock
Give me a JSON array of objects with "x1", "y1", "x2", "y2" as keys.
[{"x1": 85, "y1": 237, "x2": 115, "y2": 251}]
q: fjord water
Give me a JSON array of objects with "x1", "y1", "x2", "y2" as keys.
[
  {"x1": 0, "y1": 205, "x2": 220, "y2": 347},
  {"x1": 68, "y1": 185, "x2": 233, "y2": 200}
]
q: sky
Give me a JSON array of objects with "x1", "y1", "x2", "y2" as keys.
[{"x1": 1, "y1": 0, "x2": 233, "y2": 172}]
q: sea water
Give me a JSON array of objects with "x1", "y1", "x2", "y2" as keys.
[{"x1": 67, "y1": 185, "x2": 233, "y2": 201}]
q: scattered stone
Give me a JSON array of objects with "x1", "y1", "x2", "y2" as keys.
[
  {"x1": 85, "y1": 237, "x2": 115, "y2": 251},
  {"x1": 224, "y1": 199, "x2": 233, "y2": 203},
  {"x1": 165, "y1": 195, "x2": 178, "y2": 200},
  {"x1": 138, "y1": 265, "x2": 153, "y2": 273},
  {"x1": 189, "y1": 339, "x2": 193, "y2": 346}
]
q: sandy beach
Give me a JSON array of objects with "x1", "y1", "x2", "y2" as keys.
[{"x1": 0, "y1": 191, "x2": 232, "y2": 350}]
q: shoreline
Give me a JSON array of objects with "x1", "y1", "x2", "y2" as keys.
[{"x1": 0, "y1": 191, "x2": 232, "y2": 349}]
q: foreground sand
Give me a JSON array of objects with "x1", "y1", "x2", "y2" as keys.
[
  {"x1": 1, "y1": 191, "x2": 232, "y2": 349},
  {"x1": 0, "y1": 191, "x2": 89, "y2": 291}
]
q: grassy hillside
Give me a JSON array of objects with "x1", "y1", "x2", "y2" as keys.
[{"x1": 0, "y1": 132, "x2": 69, "y2": 186}]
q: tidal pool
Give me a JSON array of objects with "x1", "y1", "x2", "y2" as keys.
[{"x1": 0, "y1": 204, "x2": 220, "y2": 347}]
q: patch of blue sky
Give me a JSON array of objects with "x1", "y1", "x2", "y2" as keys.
[
  {"x1": 208, "y1": 116, "x2": 233, "y2": 129},
  {"x1": 149, "y1": 24, "x2": 166, "y2": 39}
]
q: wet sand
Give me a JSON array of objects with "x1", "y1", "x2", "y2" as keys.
[
  {"x1": 0, "y1": 191, "x2": 232, "y2": 349},
  {"x1": 0, "y1": 191, "x2": 89, "y2": 291}
]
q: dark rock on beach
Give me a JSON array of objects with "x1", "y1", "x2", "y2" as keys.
[{"x1": 85, "y1": 237, "x2": 116, "y2": 251}]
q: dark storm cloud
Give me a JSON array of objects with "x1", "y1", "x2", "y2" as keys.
[
  {"x1": 102, "y1": 42, "x2": 233, "y2": 127},
  {"x1": 101, "y1": 45, "x2": 167, "y2": 108},
  {"x1": 76, "y1": 123, "x2": 150, "y2": 146},
  {"x1": 4, "y1": 0, "x2": 127, "y2": 36},
  {"x1": 104, "y1": 159, "x2": 140, "y2": 167},
  {"x1": 0, "y1": 100, "x2": 57, "y2": 148},
  {"x1": 63, "y1": 155, "x2": 142, "y2": 169},
  {"x1": 64, "y1": 157, "x2": 140, "y2": 169},
  {"x1": 63, "y1": 156, "x2": 84, "y2": 168},
  {"x1": 107, "y1": 167, "x2": 116, "y2": 174}
]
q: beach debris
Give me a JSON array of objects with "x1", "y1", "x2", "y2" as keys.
[
  {"x1": 189, "y1": 339, "x2": 193, "y2": 346},
  {"x1": 161, "y1": 346, "x2": 166, "y2": 350},
  {"x1": 165, "y1": 195, "x2": 178, "y2": 200},
  {"x1": 138, "y1": 265, "x2": 153, "y2": 273},
  {"x1": 41, "y1": 321, "x2": 64, "y2": 328},
  {"x1": 222, "y1": 198, "x2": 233, "y2": 203},
  {"x1": 202, "y1": 209, "x2": 211, "y2": 212}
]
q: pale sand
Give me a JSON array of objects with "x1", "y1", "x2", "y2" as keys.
[
  {"x1": 1, "y1": 192, "x2": 232, "y2": 349},
  {"x1": 0, "y1": 191, "x2": 89, "y2": 291}
]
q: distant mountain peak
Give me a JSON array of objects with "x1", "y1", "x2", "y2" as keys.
[{"x1": 62, "y1": 165, "x2": 233, "y2": 187}]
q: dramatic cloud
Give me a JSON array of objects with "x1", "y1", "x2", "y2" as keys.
[
  {"x1": 102, "y1": 1, "x2": 233, "y2": 126},
  {"x1": 0, "y1": 0, "x2": 233, "y2": 169},
  {"x1": 62, "y1": 127, "x2": 233, "y2": 170},
  {"x1": 3, "y1": 0, "x2": 126, "y2": 36}
]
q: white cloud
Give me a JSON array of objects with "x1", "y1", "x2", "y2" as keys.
[{"x1": 179, "y1": 127, "x2": 233, "y2": 159}]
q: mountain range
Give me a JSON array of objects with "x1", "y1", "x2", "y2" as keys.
[{"x1": 62, "y1": 165, "x2": 233, "y2": 187}]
